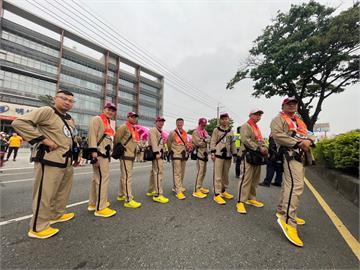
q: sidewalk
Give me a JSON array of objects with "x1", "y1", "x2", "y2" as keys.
[{"x1": 1, "y1": 148, "x2": 34, "y2": 170}]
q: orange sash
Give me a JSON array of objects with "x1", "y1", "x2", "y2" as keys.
[
  {"x1": 174, "y1": 129, "x2": 188, "y2": 145},
  {"x1": 99, "y1": 113, "x2": 115, "y2": 136},
  {"x1": 247, "y1": 118, "x2": 264, "y2": 142},
  {"x1": 280, "y1": 111, "x2": 308, "y2": 136},
  {"x1": 126, "y1": 121, "x2": 140, "y2": 143}
]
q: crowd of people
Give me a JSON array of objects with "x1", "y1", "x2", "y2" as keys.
[{"x1": 11, "y1": 90, "x2": 315, "y2": 248}]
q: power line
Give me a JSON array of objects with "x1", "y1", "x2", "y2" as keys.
[
  {"x1": 27, "y1": 0, "x2": 217, "y2": 110},
  {"x1": 23, "y1": 0, "x2": 241, "y2": 120},
  {"x1": 48, "y1": 0, "x2": 219, "y2": 109}
]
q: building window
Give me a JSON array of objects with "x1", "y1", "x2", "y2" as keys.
[
  {"x1": 140, "y1": 83, "x2": 160, "y2": 95},
  {"x1": 1, "y1": 50, "x2": 57, "y2": 74},
  {"x1": 2, "y1": 31, "x2": 59, "y2": 57}
]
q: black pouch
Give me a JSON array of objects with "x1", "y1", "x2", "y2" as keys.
[
  {"x1": 111, "y1": 143, "x2": 125, "y2": 160},
  {"x1": 182, "y1": 150, "x2": 189, "y2": 160},
  {"x1": 245, "y1": 149, "x2": 267, "y2": 165},
  {"x1": 191, "y1": 148, "x2": 198, "y2": 160},
  {"x1": 220, "y1": 147, "x2": 227, "y2": 158},
  {"x1": 203, "y1": 152, "x2": 209, "y2": 162},
  {"x1": 72, "y1": 145, "x2": 80, "y2": 161},
  {"x1": 144, "y1": 146, "x2": 154, "y2": 161}
]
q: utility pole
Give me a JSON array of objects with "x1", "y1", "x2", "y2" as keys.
[{"x1": 217, "y1": 103, "x2": 224, "y2": 125}]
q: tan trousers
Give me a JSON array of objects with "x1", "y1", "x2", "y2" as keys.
[
  {"x1": 172, "y1": 159, "x2": 186, "y2": 193},
  {"x1": 119, "y1": 159, "x2": 134, "y2": 202},
  {"x1": 277, "y1": 159, "x2": 304, "y2": 228},
  {"x1": 148, "y1": 158, "x2": 164, "y2": 195},
  {"x1": 89, "y1": 157, "x2": 110, "y2": 211},
  {"x1": 237, "y1": 159, "x2": 261, "y2": 202},
  {"x1": 30, "y1": 162, "x2": 73, "y2": 232},
  {"x1": 213, "y1": 158, "x2": 231, "y2": 195},
  {"x1": 194, "y1": 159, "x2": 207, "y2": 191}
]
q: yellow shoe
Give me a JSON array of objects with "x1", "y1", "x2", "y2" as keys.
[
  {"x1": 214, "y1": 195, "x2": 226, "y2": 205},
  {"x1": 87, "y1": 201, "x2": 110, "y2": 211},
  {"x1": 236, "y1": 202, "x2": 247, "y2": 214},
  {"x1": 276, "y1": 212, "x2": 306, "y2": 225},
  {"x1": 94, "y1": 207, "x2": 117, "y2": 218},
  {"x1": 50, "y1": 212, "x2": 75, "y2": 224},
  {"x1": 277, "y1": 218, "x2": 304, "y2": 247},
  {"x1": 146, "y1": 191, "x2": 156, "y2": 197},
  {"x1": 117, "y1": 196, "x2": 126, "y2": 201},
  {"x1": 28, "y1": 227, "x2": 59, "y2": 239},
  {"x1": 176, "y1": 192, "x2": 186, "y2": 200},
  {"x1": 245, "y1": 199, "x2": 264, "y2": 208},
  {"x1": 153, "y1": 195, "x2": 169, "y2": 204},
  {"x1": 199, "y1": 187, "x2": 209, "y2": 194},
  {"x1": 221, "y1": 191, "x2": 234, "y2": 199},
  {"x1": 124, "y1": 199, "x2": 142, "y2": 208},
  {"x1": 192, "y1": 191, "x2": 207, "y2": 199}
]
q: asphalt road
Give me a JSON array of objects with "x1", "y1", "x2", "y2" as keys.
[{"x1": 0, "y1": 159, "x2": 359, "y2": 269}]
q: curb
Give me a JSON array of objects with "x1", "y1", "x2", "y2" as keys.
[{"x1": 307, "y1": 165, "x2": 359, "y2": 207}]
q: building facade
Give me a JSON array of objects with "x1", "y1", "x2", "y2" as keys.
[{"x1": 0, "y1": 0, "x2": 164, "y2": 135}]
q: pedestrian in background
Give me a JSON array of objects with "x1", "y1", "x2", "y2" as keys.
[
  {"x1": 236, "y1": 109, "x2": 268, "y2": 214},
  {"x1": 259, "y1": 134, "x2": 283, "y2": 187},
  {"x1": 5, "y1": 132, "x2": 23, "y2": 161},
  {"x1": 234, "y1": 126, "x2": 241, "y2": 178}
]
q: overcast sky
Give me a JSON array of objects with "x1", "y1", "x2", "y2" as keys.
[{"x1": 8, "y1": 0, "x2": 359, "y2": 135}]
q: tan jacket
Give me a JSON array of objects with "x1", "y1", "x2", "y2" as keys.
[
  {"x1": 270, "y1": 115, "x2": 315, "y2": 165},
  {"x1": 148, "y1": 127, "x2": 164, "y2": 156},
  {"x1": 239, "y1": 122, "x2": 266, "y2": 156},
  {"x1": 114, "y1": 123, "x2": 139, "y2": 160},
  {"x1": 167, "y1": 129, "x2": 188, "y2": 160},
  {"x1": 210, "y1": 126, "x2": 236, "y2": 160},
  {"x1": 12, "y1": 106, "x2": 74, "y2": 168},
  {"x1": 88, "y1": 116, "x2": 113, "y2": 157},
  {"x1": 192, "y1": 130, "x2": 209, "y2": 160}
]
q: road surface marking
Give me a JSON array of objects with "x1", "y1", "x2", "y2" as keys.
[
  {"x1": 0, "y1": 200, "x2": 89, "y2": 226},
  {"x1": 0, "y1": 165, "x2": 152, "y2": 184},
  {"x1": 305, "y1": 177, "x2": 360, "y2": 261}
]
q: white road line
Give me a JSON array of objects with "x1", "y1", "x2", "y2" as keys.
[
  {"x1": 0, "y1": 165, "x2": 152, "y2": 184},
  {"x1": 0, "y1": 162, "x2": 124, "y2": 172},
  {"x1": 1, "y1": 164, "x2": 122, "y2": 176},
  {"x1": 0, "y1": 200, "x2": 89, "y2": 226}
]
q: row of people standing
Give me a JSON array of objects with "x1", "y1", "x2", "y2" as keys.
[{"x1": 12, "y1": 90, "x2": 314, "y2": 248}]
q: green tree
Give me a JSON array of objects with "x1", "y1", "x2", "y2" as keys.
[
  {"x1": 188, "y1": 118, "x2": 234, "y2": 135},
  {"x1": 39, "y1": 94, "x2": 54, "y2": 106},
  {"x1": 227, "y1": 1, "x2": 359, "y2": 131}
]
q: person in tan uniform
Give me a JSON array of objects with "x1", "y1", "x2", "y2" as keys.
[
  {"x1": 146, "y1": 116, "x2": 169, "y2": 204},
  {"x1": 12, "y1": 90, "x2": 76, "y2": 239},
  {"x1": 114, "y1": 112, "x2": 141, "y2": 208},
  {"x1": 167, "y1": 118, "x2": 192, "y2": 200},
  {"x1": 271, "y1": 97, "x2": 314, "y2": 247},
  {"x1": 210, "y1": 113, "x2": 237, "y2": 205},
  {"x1": 192, "y1": 118, "x2": 211, "y2": 199},
  {"x1": 236, "y1": 109, "x2": 268, "y2": 214},
  {"x1": 87, "y1": 102, "x2": 117, "y2": 218}
]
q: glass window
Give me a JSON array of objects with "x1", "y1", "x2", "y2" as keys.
[
  {"x1": 120, "y1": 79, "x2": 135, "y2": 89},
  {"x1": 2, "y1": 31, "x2": 58, "y2": 57},
  {"x1": 140, "y1": 83, "x2": 160, "y2": 95},
  {"x1": 140, "y1": 93, "x2": 157, "y2": 104}
]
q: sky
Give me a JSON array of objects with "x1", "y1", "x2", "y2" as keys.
[{"x1": 7, "y1": 0, "x2": 359, "y2": 135}]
